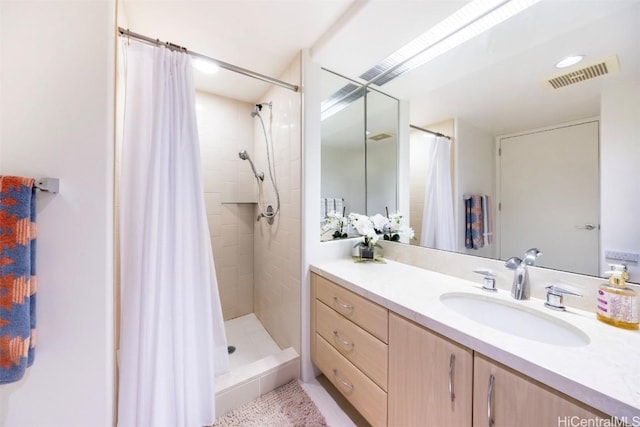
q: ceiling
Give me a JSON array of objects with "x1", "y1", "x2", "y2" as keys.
[
  {"x1": 385, "y1": 0, "x2": 640, "y2": 135},
  {"x1": 120, "y1": 0, "x2": 640, "y2": 135},
  {"x1": 119, "y1": 0, "x2": 354, "y2": 102}
]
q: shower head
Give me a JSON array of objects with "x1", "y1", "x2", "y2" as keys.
[
  {"x1": 250, "y1": 102, "x2": 272, "y2": 118},
  {"x1": 238, "y1": 149, "x2": 264, "y2": 181}
]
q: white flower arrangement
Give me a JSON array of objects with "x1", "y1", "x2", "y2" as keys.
[
  {"x1": 347, "y1": 213, "x2": 380, "y2": 248},
  {"x1": 321, "y1": 210, "x2": 347, "y2": 239},
  {"x1": 383, "y1": 211, "x2": 415, "y2": 242},
  {"x1": 347, "y1": 211, "x2": 415, "y2": 247}
]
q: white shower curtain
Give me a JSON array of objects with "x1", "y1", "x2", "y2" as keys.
[
  {"x1": 118, "y1": 41, "x2": 229, "y2": 427},
  {"x1": 420, "y1": 135, "x2": 456, "y2": 251}
]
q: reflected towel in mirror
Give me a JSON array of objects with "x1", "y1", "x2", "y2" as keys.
[{"x1": 464, "y1": 194, "x2": 488, "y2": 249}]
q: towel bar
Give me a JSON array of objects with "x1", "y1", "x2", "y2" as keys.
[{"x1": 35, "y1": 178, "x2": 59, "y2": 193}]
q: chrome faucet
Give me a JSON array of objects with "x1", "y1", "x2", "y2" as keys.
[
  {"x1": 544, "y1": 285, "x2": 582, "y2": 311},
  {"x1": 473, "y1": 269, "x2": 497, "y2": 292},
  {"x1": 505, "y1": 248, "x2": 542, "y2": 300}
]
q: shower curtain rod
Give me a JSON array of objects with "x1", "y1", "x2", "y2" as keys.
[
  {"x1": 118, "y1": 27, "x2": 299, "y2": 93},
  {"x1": 410, "y1": 124, "x2": 451, "y2": 139}
]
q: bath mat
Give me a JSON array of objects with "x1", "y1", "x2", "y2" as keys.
[{"x1": 213, "y1": 380, "x2": 328, "y2": 427}]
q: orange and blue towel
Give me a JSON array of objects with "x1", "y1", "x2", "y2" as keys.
[
  {"x1": 465, "y1": 194, "x2": 493, "y2": 249},
  {"x1": 465, "y1": 195, "x2": 484, "y2": 249},
  {"x1": 0, "y1": 176, "x2": 36, "y2": 384}
]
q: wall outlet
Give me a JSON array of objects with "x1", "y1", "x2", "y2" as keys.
[{"x1": 604, "y1": 250, "x2": 640, "y2": 263}]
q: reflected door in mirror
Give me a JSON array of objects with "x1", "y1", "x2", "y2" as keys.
[{"x1": 499, "y1": 120, "x2": 599, "y2": 276}]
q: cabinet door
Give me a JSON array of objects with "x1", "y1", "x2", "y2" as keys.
[
  {"x1": 473, "y1": 354, "x2": 606, "y2": 427},
  {"x1": 388, "y1": 313, "x2": 473, "y2": 427}
]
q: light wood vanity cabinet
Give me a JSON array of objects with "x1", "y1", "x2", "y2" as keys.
[
  {"x1": 311, "y1": 273, "x2": 389, "y2": 427},
  {"x1": 311, "y1": 272, "x2": 608, "y2": 427},
  {"x1": 388, "y1": 313, "x2": 473, "y2": 427},
  {"x1": 473, "y1": 354, "x2": 607, "y2": 427}
]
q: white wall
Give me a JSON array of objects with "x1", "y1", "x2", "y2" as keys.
[
  {"x1": 321, "y1": 145, "x2": 365, "y2": 214},
  {"x1": 397, "y1": 100, "x2": 411, "y2": 227},
  {"x1": 455, "y1": 118, "x2": 495, "y2": 258},
  {"x1": 366, "y1": 138, "x2": 397, "y2": 216},
  {"x1": 600, "y1": 79, "x2": 640, "y2": 281},
  {"x1": 301, "y1": 51, "x2": 322, "y2": 381},
  {"x1": 408, "y1": 130, "x2": 429, "y2": 242},
  {"x1": 0, "y1": 1, "x2": 115, "y2": 426}
]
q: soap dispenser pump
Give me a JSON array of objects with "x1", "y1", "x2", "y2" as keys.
[{"x1": 596, "y1": 264, "x2": 639, "y2": 330}]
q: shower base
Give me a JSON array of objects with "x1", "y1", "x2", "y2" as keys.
[{"x1": 215, "y1": 313, "x2": 299, "y2": 416}]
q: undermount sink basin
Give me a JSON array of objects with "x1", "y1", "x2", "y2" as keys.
[{"x1": 440, "y1": 292, "x2": 590, "y2": 347}]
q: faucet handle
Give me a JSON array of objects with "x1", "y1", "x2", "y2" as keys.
[
  {"x1": 473, "y1": 269, "x2": 497, "y2": 292},
  {"x1": 544, "y1": 285, "x2": 582, "y2": 311}
]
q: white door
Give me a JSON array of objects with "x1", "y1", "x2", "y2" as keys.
[{"x1": 499, "y1": 120, "x2": 599, "y2": 276}]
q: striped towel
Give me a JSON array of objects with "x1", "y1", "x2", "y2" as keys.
[
  {"x1": 464, "y1": 194, "x2": 484, "y2": 249},
  {"x1": 0, "y1": 176, "x2": 37, "y2": 384}
]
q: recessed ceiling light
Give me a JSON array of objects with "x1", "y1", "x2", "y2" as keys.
[
  {"x1": 192, "y1": 58, "x2": 219, "y2": 74},
  {"x1": 556, "y1": 55, "x2": 584, "y2": 68}
]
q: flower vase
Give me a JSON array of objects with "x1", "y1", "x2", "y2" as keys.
[{"x1": 359, "y1": 245, "x2": 375, "y2": 261}]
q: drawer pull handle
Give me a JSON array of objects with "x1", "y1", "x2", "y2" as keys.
[
  {"x1": 333, "y1": 297, "x2": 354, "y2": 313},
  {"x1": 333, "y1": 369, "x2": 354, "y2": 393},
  {"x1": 448, "y1": 354, "x2": 456, "y2": 402},
  {"x1": 487, "y1": 374, "x2": 495, "y2": 427},
  {"x1": 333, "y1": 330, "x2": 354, "y2": 350}
]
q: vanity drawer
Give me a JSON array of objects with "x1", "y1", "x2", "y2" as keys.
[
  {"x1": 316, "y1": 299, "x2": 388, "y2": 391},
  {"x1": 315, "y1": 333, "x2": 387, "y2": 427},
  {"x1": 314, "y1": 274, "x2": 388, "y2": 343}
]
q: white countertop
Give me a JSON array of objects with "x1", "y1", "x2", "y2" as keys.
[{"x1": 310, "y1": 258, "x2": 640, "y2": 420}]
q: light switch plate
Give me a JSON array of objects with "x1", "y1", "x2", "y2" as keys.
[{"x1": 604, "y1": 250, "x2": 640, "y2": 263}]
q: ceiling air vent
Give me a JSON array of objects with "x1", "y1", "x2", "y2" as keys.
[
  {"x1": 546, "y1": 55, "x2": 619, "y2": 89},
  {"x1": 368, "y1": 132, "x2": 394, "y2": 141}
]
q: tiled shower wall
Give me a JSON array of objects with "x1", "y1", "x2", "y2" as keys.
[
  {"x1": 196, "y1": 91, "x2": 256, "y2": 321},
  {"x1": 195, "y1": 54, "x2": 302, "y2": 353},
  {"x1": 253, "y1": 55, "x2": 302, "y2": 355}
]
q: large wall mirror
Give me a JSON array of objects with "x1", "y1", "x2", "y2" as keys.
[
  {"x1": 317, "y1": 1, "x2": 639, "y2": 278},
  {"x1": 384, "y1": 1, "x2": 640, "y2": 279},
  {"x1": 320, "y1": 68, "x2": 399, "y2": 240}
]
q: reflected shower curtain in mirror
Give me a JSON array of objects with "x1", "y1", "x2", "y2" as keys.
[
  {"x1": 118, "y1": 41, "x2": 229, "y2": 427},
  {"x1": 420, "y1": 135, "x2": 456, "y2": 250}
]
